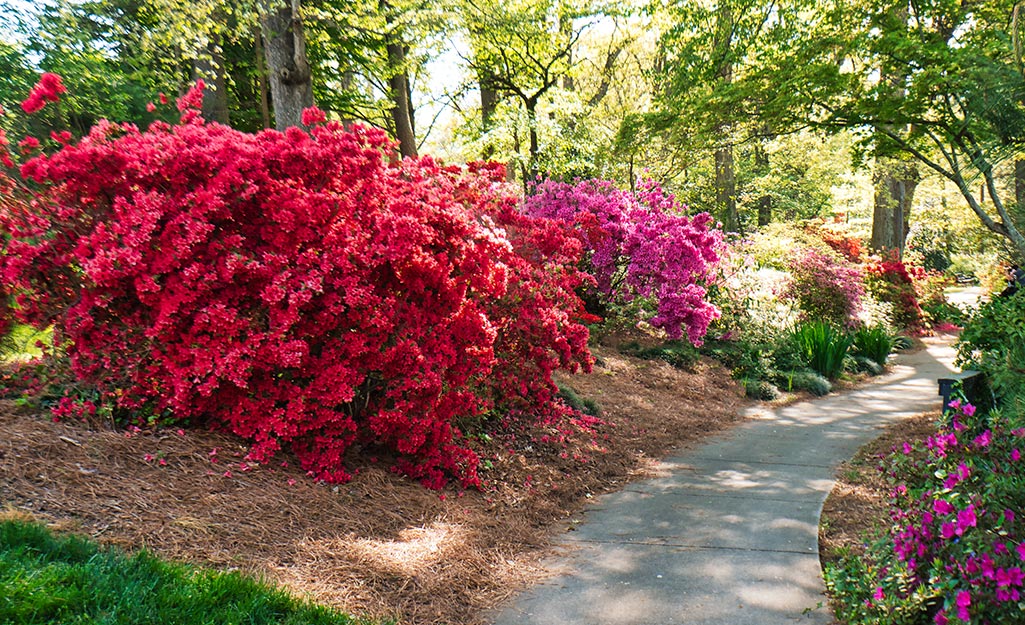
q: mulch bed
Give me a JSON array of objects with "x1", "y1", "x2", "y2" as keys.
[{"x1": 0, "y1": 342, "x2": 746, "y2": 625}]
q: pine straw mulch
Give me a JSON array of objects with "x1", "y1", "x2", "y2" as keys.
[
  {"x1": 0, "y1": 341, "x2": 746, "y2": 625},
  {"x1": 818, "y1": 410, "x2": 940, "y2": 572}
]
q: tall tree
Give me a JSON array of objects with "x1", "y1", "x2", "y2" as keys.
[
  {"x1": 651, "y1": 0, "x2": 782, "y2": 232},
  {"x1": 742, "y1": 0, "x2": 1025, "y2": 260},
  {"x1": 459, "y1": 0, "x2": 587, "y2": 176},
  {"x1": 259, "y1": 0, "x2": 314, "y2": 129}
]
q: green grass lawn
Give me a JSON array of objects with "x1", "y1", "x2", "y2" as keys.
[{"x1": 0, "y1": 517, "x2": 374, "y2": 625}]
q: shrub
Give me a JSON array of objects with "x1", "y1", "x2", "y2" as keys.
[
  {"x1": 864, "y1": 253, "x2": 925, "y2": 332},
  {"x1": 851, "y1": 325, "x2": 896, "y2": 367},
  {"x1": 743, "y1": 379, "x2": 781, "y2": 400},
  {"x1": 957, "y1": 291, "x2": 1025, "y2": 419},
  {"x1": 791, "y1": 321, "x2": 854, "y2": 380},
  {"x1": 521, "y1": 177, "x2": 724, "y2": 345},
  {"x1": 851, "y1": 355, "x2": 884, "y2": 376},
  {"x1": 825, "y1": 399, "x2": 1025, "y2": 625},
  {"x1": 0, "y1": 79, "x2": 593, "y2": 488},
  {"x1": 775, "y1": 369, "x2": 832, "y2": 396},
  {"x1": 623, "y1": 340, "x2": 701, "y2": 370},
  {"x1": 784, "y1": 249, "x2": 864, "y2": 328}
]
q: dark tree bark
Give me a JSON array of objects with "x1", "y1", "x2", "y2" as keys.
[
  {"x1": 260, "y1": 0, "x2": 314, "y2": 130},
  {"x1": 253, "y1": 23, "x2": 272, "y2": 129},
  {"x1": 380, "y1": 1, "x2": 416, "y2": 158},
  {"x1": 871, "y1": 158, "x2": 919, "y2": 258},
  {"x1": 479, "y1": 70, "x2": 499, "y2": 158},
  {"x1": 192, "y1": 36, "x2": 230, "y2": 125}
]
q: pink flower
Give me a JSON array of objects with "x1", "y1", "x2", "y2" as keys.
[
  {"x1": 873, "y1": 586, "x2": 885, "y2": 600},
  {"x1": 1018, "y1": 543, "x2": 1025, "y2": 561},
  {"x1": 962, "y1": 403, "x2": 976, "y2": 417},
  {"x1": 934, "y1": 499, "x2": 954, "y2": 515},
  {"x1": 973, "y1": 430, "x2": 991, "y2": 448},
  {"x1": 146, "y1": 102, "x2": 156, "y2": 113},
  {"x1": 21, "y1": 72, "x2": 66, "y2": 113},
  {"x1": 902, "y1": 442, "x2": 913, "y2": 454},
  {"x1": 948, "y1": 399, "x2": 962, "y2": 410},
  {"x1": 955, "y1": 590, "x2": 970, "y2": 620},
  {"x1": 144, "y1": 453, "x2": 154, "y2": 462},
  {"x1": 223, "y1": 470, "x2": 232, "y2": 478},
  {"x1": 957, "y1": 505, "x2": 977, "y2": 533},
  {"x1": 934, "y1": 610, "x2": 948, "y2": 625},
  {"x1": 1013, "y1": 448, "x2": 1021, "y2": 462}
]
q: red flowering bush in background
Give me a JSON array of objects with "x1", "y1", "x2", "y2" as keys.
[
  {"x1": 0, "y1": 79, "x2": 592, "y2": 488},
  {"x1": 816, "y1": 227, "x2": 864, "y2": 264},
  {"x1": 521, "y1": 178, "x2": 723, "y2": 345},
  {"x1": 865, "y1": 253, "x2": 925, "y2": 332}
]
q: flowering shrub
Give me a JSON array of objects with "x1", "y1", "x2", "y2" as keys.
[
  {"x1": 783, "y1": 248, "x2": 864, "y2": 328},
  {"x1": 825, "y1": 399, "x2": 1025, "y2": 624},
  {"x1": 0, "y1": 78, "x2": 593, "y2": 488},
  {"x1": 815, "y1": 226, "x2": 864, "y2": 263},
  {"x1": 865, "y1": 254, "x2": 926, "y2": 332},
  {"x1": 521, "y1": 178, "x2": 723, "y2": 345}
]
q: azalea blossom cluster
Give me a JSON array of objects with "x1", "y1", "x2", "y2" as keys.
[
  {"x1": 20, "y1": 73, "x2": 66, "y2": 114},
  {"x1": 521, "y1": 178, "x2": 723, "y2": 345},
  {"x1": 0, "y1": 77, "x2": 593, "y2": 488},
  {"x1": 833, "y1": 398, "x2": 1025, "y2": 624},
  {"x1": 865, "y1": 253, "x2": 926, "y2": 332}
]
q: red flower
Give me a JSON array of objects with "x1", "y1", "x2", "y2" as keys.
[{"x1": 21, "y1": 73, "x2": 66, "y2": 114}]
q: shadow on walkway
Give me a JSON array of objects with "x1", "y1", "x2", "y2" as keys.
[{"x1": 489, "y1": 337, "x2": 957, "y2": 625}]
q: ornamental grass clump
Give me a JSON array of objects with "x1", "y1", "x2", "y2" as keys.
[
  {"x1": 791, "y1": 321, "x2": 853, "y2": 380},
  {"x1": 824, "y1": 398, "x2": 1025, "y2": 625},
  {"x1": 0, "y1": 77, "x2": 594, "y2": 489},
  {"x1": 852, "y1": 325, "x2": 897, "y2": 367}
]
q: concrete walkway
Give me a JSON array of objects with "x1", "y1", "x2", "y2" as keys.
[{"x1": 491, "y1": 337, "x2": 957, "y2": 625}]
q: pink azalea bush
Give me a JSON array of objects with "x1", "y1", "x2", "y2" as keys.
[
  {"x1": 0, "y1": 77, "x2": 594, "y2": 489},
  {"x1": 783, "y1": 248, "x2": 864, "y2": 328},
  {"x1": 825, "y1": 398, "x2": 1025, "y2": 624},
  {"x1": 521, "y1": 178, "x2": 724, "y2": 345}
]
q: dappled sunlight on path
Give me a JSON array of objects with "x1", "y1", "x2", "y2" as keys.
[{"x1": 490, "y1": 337, "x2": 957, "y2": 625}]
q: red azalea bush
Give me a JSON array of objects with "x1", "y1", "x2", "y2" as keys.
[
  {"x1": 866, "y1": 253, "x2": 925, "y2": 332},
  {"x1": 0, "y1": 80, "x2": 593, "y2": 488},
  {"x1": 521, "y1": 178, "x2": 723, "y2": 345},
  {"x1": 816, "y1": 227, "x2": 864, "y2": 263}
]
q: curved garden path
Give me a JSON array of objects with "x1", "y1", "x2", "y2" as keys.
[{"x1": 490, "y1": 336, "x2": 957, "y2": 625}]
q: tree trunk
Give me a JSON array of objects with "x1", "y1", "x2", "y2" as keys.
[
  {"x1": 260, "y1": 0, "x2": 314, "y2": 130},
  {"x1": 715, "y1": 146, "x2": 738, "y2": 232},
  {"x1": 381, "y1": 0, "x2": 416, "y2": 158},
  {"x1": 193, "y1": 37, "x2": 230, "y2": 125},
  {"x1": 754, "y1": 136, "x2": 771, "y2": 226},
  {"x1": 254, "y1": 23, "x2": 272, "y2": 129},
  {"x1": 526, "y1": 98, "x2": 539, "y2": 177},
  {"x1": 1016, "y1": 158, "x2": 1025, "y2": 208},
  {"x1": 871, "y1": 158, "x2": 919, "y2": 259},
  {"x1": 479, "y1": 70, "x2": 499, "y2": 159},
  {"x1": 386, "y1": 42, "x2": 417, "y2": 158},
  {"x1": 713, "y1": 5, "x2": 738, "y2": 233}
]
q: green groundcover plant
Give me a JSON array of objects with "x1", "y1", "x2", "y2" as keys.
[{"x1": 0, "y1": 518, "x2": 371, "y2": 625}]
